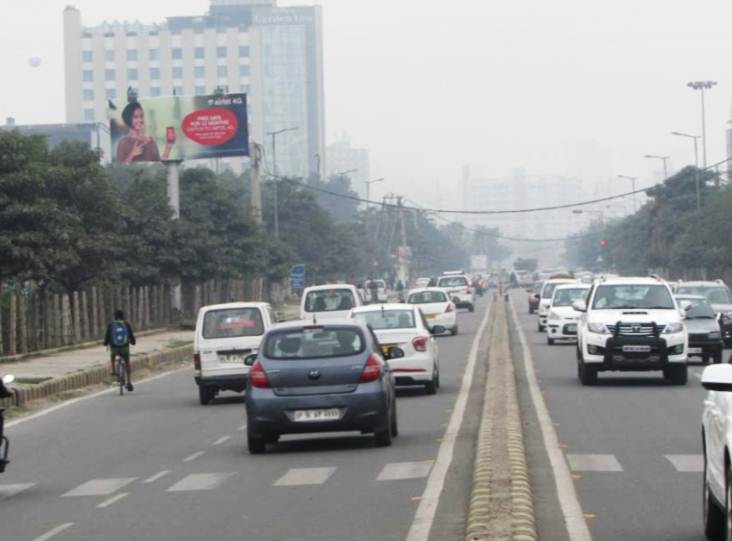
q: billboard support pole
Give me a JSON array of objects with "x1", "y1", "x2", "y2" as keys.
[
  {"x1": 165, "y1": 159, "x2": 184, "y2": 312},
  {"x1": 249, "y1": 139, "x2": 262, "y2": 224}
]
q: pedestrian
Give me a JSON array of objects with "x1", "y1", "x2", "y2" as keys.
[
  {"x1": 104, "y1": 309, "x2": 136, "y2": 392},
  {"x1": 396, "y1": 279, "x2": 405, "y2": 302}
]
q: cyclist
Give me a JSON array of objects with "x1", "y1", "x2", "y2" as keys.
[{"x1": 104, "y1": 310, "x2": 136, "y2": 392}]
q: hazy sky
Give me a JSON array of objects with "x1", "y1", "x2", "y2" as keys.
[{"x1": 3, "y1": 1, "x2": 732, "y2": 206}]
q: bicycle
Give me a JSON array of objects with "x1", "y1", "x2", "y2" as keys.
[{"x1": 114, "y1": 353, "x2": 128, "y2": 396}]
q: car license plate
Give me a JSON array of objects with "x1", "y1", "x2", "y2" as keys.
[
  {"x1": 425, "y1": 314, "x2": 437, "y2": 320},
  {"x1": 622, "y1": 345, "x2": 651, "y2": 353},
  {"x1": 566, "y1": 324, "x2": 577, "y2": 333},
  {"x1": 219, "y1": 354, "x2": 243, "y2": 363},
  {"x1": 380, "y1": 343, "x2": 397, "y2": 355},
  {"x1": 688, "y1": 347, "x2": 702, "y2": 354},
  {"x1": 293, "y1": 409, "x2": 340, "y2": 422}
]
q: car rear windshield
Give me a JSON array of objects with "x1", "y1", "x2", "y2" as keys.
[
  {"x1": 352, "y1": 309, "x2": 416, "y2": 330},
  {"x1": 263, "y1": 327, "x2": 365, "y2": 359},
  {"x1": 542, "y1": 282, "x2": 564, "y2": 299},
  {"x1": 438, "y1": 276, "x2": 468, "y2": 287},
  {"x1": 408, "y1": 291, "x2": 447, "y2": 304},
  {"x1": 591, "y1": 284, "x2": 674, "y2": 310},
  {"x1": 677, "y1": 297, "x2": 716, "y2": 319},
  {"x1": 676, "y1": 286, "x2": 731, "y2": 305},
  {"x1": 304, "y1": 289, "x2": 356, "y2": 312},
  {"x1": 366, "y1": 280, "x2": 386, "y2": 289},
  {"x1": 552, "y1": 288, "x2": 588, "y2": 307},
  {"x1": 202, "y1": 308, "x2": 264, "y2": 339}
]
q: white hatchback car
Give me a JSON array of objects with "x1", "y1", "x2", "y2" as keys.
[
  {"x1": 537, "y1": 278, "x2": 577, "y2": 332},
  {"x1": 546, "y1": 283, "x2": 590, "y2": 345},
  {"x1": 350, "y1": 304, "x2": 442, "y2": 394},
  {"x1": 406, "y1": 288, "x2": 458, "y2": 335},
  {"x1": 437, "y1": 273, "x2": 475, "y2": 312},
  {"x1": 300, "y1": 284, "x2": 363, "y2": 322}
]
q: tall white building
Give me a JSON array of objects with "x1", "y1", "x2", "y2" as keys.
[
  {"x1": 63, "y1": 0, "x2": 324, "y2": 178},
  {"x1": 326, "y1": 137, "x2": 371, "y2": 199}
]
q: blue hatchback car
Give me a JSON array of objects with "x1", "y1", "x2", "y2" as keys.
[{"x1": 244, "y1": 320, "x2": 401, "y2": 454}]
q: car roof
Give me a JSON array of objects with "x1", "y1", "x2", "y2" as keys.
[
  {"x1": 272, "y1": 318, "x2": 368, "y2": 331},
  {"x1": 554, "y1": 283, "x2": 590, "y2": 290},
  {"x1": 674, "y1": 294, "x2": 707, "y2": 300},
  {"x1": 407, "y1": 287, "x2": 449, "y2": 295},
  {"x1": 677, "y1": 281, "x2": 727, "y2": 288},
  {"x1": 199, "y1": 301, "x2": 270, "y2": 312},
  {"x1": 596, "y1": 276, "x2": 670, "y2": 285},
  {"x1": 303, "y1": 284, "x2": 358, "y2": 292},
  {"x1": 543, "y1": 278, "x2": 576, "y2": 285},
  {"x1": 351, "y1": 303, "x2": 415, "y2": 313}
]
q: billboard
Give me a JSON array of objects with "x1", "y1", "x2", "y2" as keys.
[{"x1": 109, "y1": 93, "x2": 248, "y2": 163}]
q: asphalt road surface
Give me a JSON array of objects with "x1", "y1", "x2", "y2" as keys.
[
  {"x1": 0, "y1": 296, "x2": 492, "y2": 541},
  {"x1": 510, "y1": 291, "x2": 712, "y2": 541}
]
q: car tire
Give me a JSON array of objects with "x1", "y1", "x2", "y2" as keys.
[
  {"x1": 529, "y1": 307, "x2": 535, "y2": 314},
  {"x1": 578, "y1": 359, "x2": 597, "y2": 386},
  {"x1": 665, "y1": 365, "x2": 688, "y2": 385},
  {"x1": 468, "y1": 304, "x2": 475, "y2": 313},
  {"x1": 390, "y1": 402, "x2": 399, "y2": 438},
  {"x1": 547, "y1": 337, "x2": 555, "y2": 346},
  {"x1": 713, "y1": 351, "x2": 723, "y2": 364},
  {"x1": 425, "y1": 370, "x2": 438, "y2": 395},
  {"x1": 537, "y1": 322, "x2": 543, "y2": 332},
  {"x1": 247, "y1": 427, "x2": 266, "y2": 454},
  {"x1": 198, "y1": 385, "x2": 215, "y2": 405},
  {"x1": 451, "y1": 326, "x2": 459, "y2": 336},
  {"x1": 703, "y1": 446, "x2": 725, "y2": 540},
  {"x1": 374, "y1": 410, "x2": 393, "y2": 447}
]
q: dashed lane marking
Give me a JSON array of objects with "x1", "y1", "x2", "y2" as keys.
[
  {"x1": 183, "y1": 451, "x2": 206, "y2": 462},
  {"x1": 665, "y1": 454, "x2": 704, "y2": 472},
  {"x1": 212, "y1": 435, "x2": 231, "y2": 446},
  {"x1": 143, "y1": 470, "x2": 172, "y2": 483},
  {"x1": 0, "y1": 482, "x2": 35, "y2": 500},
  {"x1": 566, "y1": 454, "x2": 623, "y2": 472},
  {"x1": 377, "y1": 461, "x2": 433, "y2": 481},
  {"x1": 62, "y1": 478, "x2": 136, "y2": 497},
  {"x1": 31, "y1": 523, "x2": 74, "y2": 541},
  {"x1": 166, "y1": 473, "x2": 237, "y2": 492},
  {"x1": 97, "y1": 492, "x2": 129, "y2": 509},
  {"x1": 273, "y1": 467, "x2": 336, "y2": 487}
]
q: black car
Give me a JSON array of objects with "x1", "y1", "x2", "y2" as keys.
[{"x1": 677, "y1": 295, "x2": 724, "y2": 364}]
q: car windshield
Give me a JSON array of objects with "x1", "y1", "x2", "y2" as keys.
[
  {"x1": 408, "y1": 291, "x2": 447, "y2": 304},
  {"x1": 542, "y1": 282, "x2": 567, "y2": 299},
  {"x1": 438, "y1": 276, "x2": 468, "y2": 287},
  {"x1": 352, "y1": 309, "x2": 416, "y2": 330},
  {"x1": 304, "y1": 289, "x2": 355, "y2": 312},
  {"x1": 202, "y1": 308, "x2": 264, "y2": 339},
  {"x1": 677, "y1": 298, "x2": 716, "y2": 319},
  {"x1": 676, "y1": 286, "x2": 731, "y2": 305},
  {"x1": 264, "y1": 327, "x2": 364, "y2": 359},
  {"x1": 552, "y1": 288, "x2": 588, "y2": 307},
  {"x1": 591, "y1": 284, "x2": 675, "y2": 310}
]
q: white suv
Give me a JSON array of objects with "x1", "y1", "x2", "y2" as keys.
[
  {"x1": 574, "y1": 277, "x2": 688, "y2": 386},
  {"x1": 437, "y1": 272, "x2": 475, "y2": 312}
]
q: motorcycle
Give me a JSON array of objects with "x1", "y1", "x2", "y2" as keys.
[{"x1": 0, "y1": 374, "x2": 15, "y2": 473}]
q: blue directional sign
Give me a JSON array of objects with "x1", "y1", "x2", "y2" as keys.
[{"x1": 289, "y1": 264, "x2": 306, "y2": 288}]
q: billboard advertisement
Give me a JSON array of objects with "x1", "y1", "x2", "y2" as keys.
[{"x1": 109, "y1": 93, "x2": 249, "y2": 163}]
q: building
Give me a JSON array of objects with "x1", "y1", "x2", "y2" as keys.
[
  {"x1": 1, "y1": 118, "x2": 111, "y2": 163},
  {"x1": 326, "y1": 137, "x2": 371, "y2": 199},
  {"x1": 63, "y1": 0, "x2": 324, "y2": 177}
]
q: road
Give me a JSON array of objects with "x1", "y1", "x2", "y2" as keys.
[
  {"x1": 0, "y1": 297, "x2": 491, "y2": 541},
  {"x1": 510, "y1": 291, "x2": 710, "y2": 541}
]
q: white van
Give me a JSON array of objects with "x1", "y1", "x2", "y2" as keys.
[
  {"x1": 300, "y1": 284, "x2": 363, "y2": 321},
  {"x1": 194, "y1": 302, "x2": 275, "y2": 405}
]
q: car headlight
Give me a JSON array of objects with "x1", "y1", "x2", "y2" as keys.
[
  {"x1": 709, "y1": 331, "x2": 722, "y2": 339},
  {"x1": 548, "y1": 311, "x2": 560, "y2": 320},
  {"x1": 588, "y1": 322, "x2": 609, "y2": 334},
  {"x1": 662, "y1": 322, "x2": 684, "y2": 334}
]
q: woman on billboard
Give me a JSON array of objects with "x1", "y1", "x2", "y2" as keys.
[{"x1": 116, "y1": 102, "x2": 174, "y2": 163}]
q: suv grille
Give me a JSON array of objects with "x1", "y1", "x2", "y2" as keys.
[{"x1": 606, "y1": 323, "x2": 665, "y2": 336}]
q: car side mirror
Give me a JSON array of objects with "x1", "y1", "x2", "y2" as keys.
[
  {"x1": 385, "y1": 346, "x2": 405, "y2": 360},
  {"x1": 243, "y1": 354, "x2": 258, "y2": 367},
  {"x1": 702, "y1": 364, "x2": 732, "y2": 392},
  {"x1": 572, "y1": 300, "x2": 587, "y2": 313},
  {"x1": 430, "y1": 325, "x2": 446, "y2": 335},
  {"x1": 1, "y1": 374, "x2": 15, "y2": 385}
]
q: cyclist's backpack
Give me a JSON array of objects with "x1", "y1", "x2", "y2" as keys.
[{"x1": 110, "y1": 321, "x2": 129, "y2": 347}]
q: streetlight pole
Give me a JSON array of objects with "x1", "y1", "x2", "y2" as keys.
[
  {"x1": 617, "y1": 175, "x2": 638, "y2": 213},
  {"x1": 671, "y1": 131, "x2": 702, "y2": 209},
  {"x1": 644, "y1": 154, "x2": 670, "y2": 179},
  {"x1": 267, "y1": 126, "x2": 298, "y2": 239},
  {"x1": 365, "y1": 177, "x2": 385, "y2": 203},
  {"x1": 687, "y1": 81, "x2": 717, "y2": 169}
]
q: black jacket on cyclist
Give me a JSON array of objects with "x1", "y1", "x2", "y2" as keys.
[{"x1": 103, "y1": 321, "x2": 136, "y2": 347}]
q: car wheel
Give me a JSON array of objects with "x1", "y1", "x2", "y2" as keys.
[
  {"x1": 374, "y1": 410, "x2": 393, "y2": 447},
  {"x1": 577, "y1": 359, "x2": 597, "y2": 386},
  {"x1": 703, "y1": 447, "x2": 725, "y2": 540},
  {"x1": 425, "y1": 370, "x2": 438, "y2": 395},
  {"x1": 665, "y1": 365, "x2": 688, "y2": 385},
  {"x1": 537, "y1": 322, "x2": 543, "y2": 332},
  {"x1": 468, "y1": 304, "x2": 475, "y2": 313},
  {"x1": 198, "y1": 385, "x2": 215, "y2": 405},
  {"x1": 714, "y1": 352, "x2": 723, "y2": 364},
  {"x1": 390, "y1": 402, "x2": 399, "y2": 438},
  {"x1": 451, "y1": 326, "x2": 459, "y2": 336},
  {"x1": 247, "y1": 426, "x2": 267, "y2": 454},
  {"x1": 264, "y1": 433, "x2": 280, "y2": 445},
  {"x1": 547, "y1": 337, "x2": 555, "y2": 346}
]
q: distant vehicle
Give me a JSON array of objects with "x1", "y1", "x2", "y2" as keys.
[
  {"x1": 546, "y1": 284, "x2": 591, "y2": 345},
  {"x1": 194, "y1": 302, "x2": 276, "y2": 405},
  {"x1": 574, "y1": 276, "x2": 687, "y2": 385},
  {"x1": 676, "y1": 280, "x2": 732, "y2": 346},
  {"x1": 415, "y1": 277, "x2": 432, "y2": 289},
  {"x1": 300, "y1": 284, "x2": 363, "y2": 321},
  {"x1": 406, "y1": 287, "x2": 458, "y2": 335},
  {"x1": 437, "y1": 273, "x2": 475, "y2": 312},
  {"x1": 675, "y1": 295, "x2": 723, "y2": 364},
  {"x1": 365, "y1": 279, "x2": 389, "y2": 303},
  {"x1": 514, "y1": 270, "x2": 533, "y2": 288},
  {"x1": 528, "y1": 282, "x2": 543, "y2": 314},
  {"x1": 351, "y1": 304, "x2": 442, "y2": 393},
  {"x1": 245, "y1": 320, "x2": 400, "y2": 453},
  {"x1": 537, "y1": 278, "x2": 576, "y2": 331}
]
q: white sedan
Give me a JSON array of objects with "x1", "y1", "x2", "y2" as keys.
[
  {"x1": 701, "y1": 363, "x2": 732, "y2": 540},
  {"x1": 546, "y1": 283, "x2": 590, "y2": 345},
  {"x1": 350, "y1": 304, "x2": 441, "y2": 394},
  {"x1": 406, "y1": 288, "x2": 458, "y2": 335}
]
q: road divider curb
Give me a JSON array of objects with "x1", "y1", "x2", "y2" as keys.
[
  {"x1": 465, "y1": 297, "x2": 537, "y2": 541},
  {"x1": 1, "y1": 345, "x2": 192, "y2": 409}
]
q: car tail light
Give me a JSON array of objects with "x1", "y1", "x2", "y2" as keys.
[
  {"x1": 445, "y1": 303, "x2": 455, "y2": 313},
  {"x1": 412, "y1": 336, "x2": 428, "y2": 352},
  {"x1": 360, "y1": 353, "x2": 383, "y2": 383},
  {"x1": 249, "y1": 360, "x2": 271, "y2": 389},
  {"x1": 193, "y1": 353, "x2": 201, "y2": 370}
]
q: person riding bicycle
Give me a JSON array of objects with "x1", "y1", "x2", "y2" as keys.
[{"x1": 104, "y1": 310, "x2": 136, "y2": 392}]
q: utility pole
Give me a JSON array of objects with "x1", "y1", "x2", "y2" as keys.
[
  {"x1": 687, "y1": 80, "x2": 717, "y2": 169},
  {"x1": 267, "y1": 126, "x2": 298, "y2": 239},
  {"x1": 397, "y1": 196, "x2": 409, "y2": 285},
  {"x1": 617, "y1": 175, "x2": 638, "y2": 213},
  {"x1": 248, "y1": 137, "x2": 262, "y2": 224}
]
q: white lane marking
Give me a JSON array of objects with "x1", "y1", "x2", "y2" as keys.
[
  {"x1": 0, "y1": 482, "x2": 35, "y2": 500},
  {"x1": 665, "y1": 454, "x2": 704, "y2": 472},
  {"x1": 62, "y1": 477, "x2": 136, "y2": 497},
  {"x1": 97, "y1": 492, "x2": 129, "y2": 509},
  {"x1": 567, "y1": 454, "x2": 623, "y2": 472},
  {"x1": 273, "y1": 467, "x2": 336, "y2": 487},
  {"x1": 31, "y1": 523, "x2": 74, "y2": 541},
  {"x1": 377, "y1": 461, "x2": 433, "y2": 481},
  {"x1": 6, "y1": 367, "x2": 191, "y2": 429},
  {"x1": 183, "y1": 451, "x2": 206, "y2": 462},
  {"x1": 404, "y1": 300, "x2": 492, "y2": 541},
  {"x1": 509, "y1": 300, "x2": 593, "y2": 541},
  {"x1": 237, "y1": 423, "x2": 247, "y2": 431},
  {"x1": 143, "y1": 470, "x2": 172, "y2": 484},
  {"x1": 166, "y1": 472, "x2": 237, "y2": 492},
  {"x1": 212, "y1": 435, "x2": 231, "y2": 446}
]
